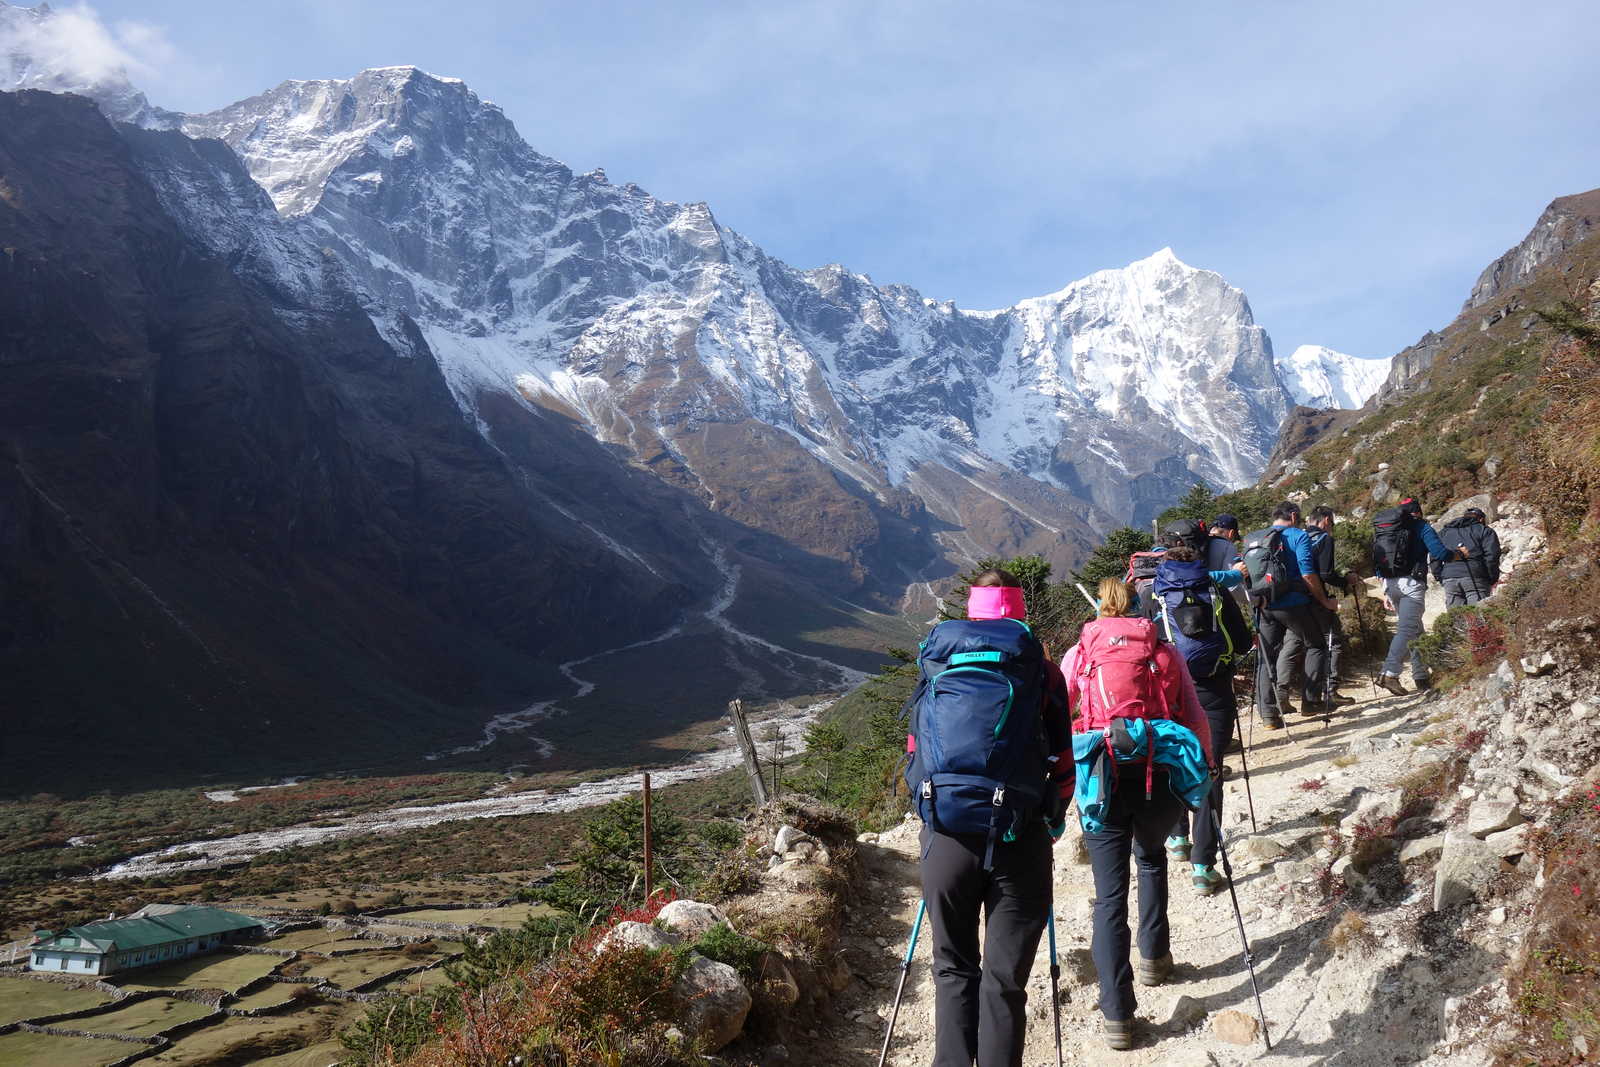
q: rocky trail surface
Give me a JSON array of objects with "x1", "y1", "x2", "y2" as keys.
[{"x1": 813, "y1": 684, "x2": 1504, "y2": 1066}]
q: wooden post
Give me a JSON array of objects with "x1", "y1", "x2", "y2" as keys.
[
  {"x1": 728, "y1": 699, "x2": 769, "y2": 806},
  {"x1": 641, "y1": 773, "x2": 653, "y2": 902}
]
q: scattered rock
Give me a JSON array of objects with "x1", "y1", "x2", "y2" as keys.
[
  {"x1": 1520, "y1": 757, "x2": 1575, "y2": 792},
  {"x1": 774, "y1": 825, "x2": 812, "y2": 856},
  {"x1": 758, "y1": 953, "x2": 800, "y2": 1007},
  {"x1": 598, "y1": 920, "x2": 679, "y2": 954},
  {"x1": 1466, "y1": 798, "x2": 1524, "y2": 839},
  {"x1": 1166, "y1": 994, "x2": 1209, "y2": 1028},
  {"x1": 1519, "y1": 651, "x2": 1557, "y2": 677},
  {"x1": 1394, "y1": 816, "x2": 1435, "y2": 839},
  {"x1": 674, "y1": 954, "x2": 752, "y2": 1052},
  {"x1": 1213, "y1": 1008, "x2": 1262, "y2": 1045},
  {"x1": 1274, "y1": 860, "x2": 1313, "y2": 885},
  {"x1": 1485, "y1": 824, "x2": 1530, "y2": 859},
  {"x1": 824, "y1": 953, "x2": 853, "y2": 993},
  {"x1": 856, "y1": 832, "x2": 880, "y2": 845},
  {"x1": 1489, "y1": 906, "x2": 1508, "y2": 926},
  {"x1": 1433, "y1": 831, "x2": 1500, "y2": 911},
  {"x1": 1242, "y1": 836, "x2": 1289, "y2": 863},
  {"x1": 658, "y1": 899, "x2": 729, "y2": 940},
  {"x1": 1399, "y1": 834, "x2": 1446, "y2": 864}
]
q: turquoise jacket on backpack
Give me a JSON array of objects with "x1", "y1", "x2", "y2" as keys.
[{"x1": 1071, "y1": 718, "x2": 1211, "y2": 834}]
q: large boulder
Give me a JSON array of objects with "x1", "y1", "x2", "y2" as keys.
[
  {"x1": 1433, "y1": 831, "x2": 1500, "y2": 911},
  {"x1": 674, "y1": 954, "x2": 752, "y2": 1051},
  {"x1": 1466, "y1": 795, "x2": 1524, "y2": 839},
  {"x1": 658, "y1": 899, "x2": 729, "y2": 940},
  {"x1": 596, "y1": 920, "x2": 679, "y2": 954}
]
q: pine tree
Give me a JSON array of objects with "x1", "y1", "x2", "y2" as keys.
[
  {"x1": 1157, "y1": 482, "x2": 1218, "y2": 527},
  {"x1": 1071, "y1": 527, "x2": 1153, "y2": 587}
]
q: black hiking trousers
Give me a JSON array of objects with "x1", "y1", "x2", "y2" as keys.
[
  {"x1": 1084, "y1": 772, "x2": 1184, "y2": 1023},
  {"x1": 1181, "y1": 670, "x2": 1235, "y2": 868},
  {"x1": 920, "y1": 821, "x2": 1052, "y2": 1067}
]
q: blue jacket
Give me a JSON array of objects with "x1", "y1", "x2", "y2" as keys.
[
  {"x1": 1270, "y1": 524, "x2": 1319, "y2": 609},
  {"x1": 1071, "y1": 719, "x2": 1211, "y2": 834},
  {"x1": 1407, "y1": 520, "x2": 1454, "y2": 583}
]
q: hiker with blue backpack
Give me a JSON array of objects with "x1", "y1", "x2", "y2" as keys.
[
  {"x1": 1373, "y1": 497, "x2": 1467, "y2": 696},
  {"x1": 1060, "y1": 578, "x2": 1215, "y2": 1051},
  {"x1": 1242, "y1": 502, "x2": 1337, "y2": 726},
  {"x1": 903, "y1": 568, "x2": 1073, "y2": 1067},
  {"x1": 1148, "y1": 537, "x2": 1251, "y2": 898}
]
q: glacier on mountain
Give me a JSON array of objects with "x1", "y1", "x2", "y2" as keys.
[{"x1": 1276, "y1": 344, "x2": 1392, "y2": 410}]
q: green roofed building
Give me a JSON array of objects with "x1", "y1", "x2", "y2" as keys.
[{"x1": 28, "y1": 905, "x2": 265, "y2": 976}]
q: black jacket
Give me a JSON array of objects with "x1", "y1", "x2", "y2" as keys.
[{"x1": 1434, "y1": 519, "x2": 1500, "y2": 587}]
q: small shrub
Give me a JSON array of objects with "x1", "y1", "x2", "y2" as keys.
[
  {"x1": 692, "y1": 923, "x2": 770, "y2": 983},
  {"x1": 1324, "y1": 909, "x2": 1376, "y2": 956}
]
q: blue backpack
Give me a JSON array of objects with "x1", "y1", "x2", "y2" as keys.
[
  {"x1": 1152, "y1": 558, "x2": 1243, "y2": 680},
  {"x1": 905, "y1": 618, "x2": 1051, "y2": 867}
]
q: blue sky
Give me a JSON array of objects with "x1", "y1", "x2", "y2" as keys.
[{"x1": 42, "y1": 0, "x2": 1600, "y2": 359}]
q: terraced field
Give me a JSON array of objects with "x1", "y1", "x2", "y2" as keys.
[
  {"x1": 0, "y1": 1030, "x2": 131, "y2": 1067},
  {"x1": 0, "y1": 974, "x2": 111, "y2": 1024},
  {"x1": 139, "y1": 1001, "x2": 362, "y2": 1065},
  {"x1": 77, "y1": 994, "x2": 213, "y2": 1036},
  {"x1": 302, "y1": 950, "x2": 421, "y2": 990},
  {"x1": 117, "y1": 951, "x2": 281, "y2": 993},
  {"x1": 386, "y1": 902, "x2": 553, "y2": 927}
]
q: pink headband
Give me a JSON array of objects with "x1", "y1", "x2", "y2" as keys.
[{"x1": 968, "y1": 585, "x2": 1026, "y2": 620}]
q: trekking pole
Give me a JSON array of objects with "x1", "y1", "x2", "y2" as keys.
[
  {"x1": 1233, "y1": 713, "x2": 1258, "y2": 832},
  {"x1": 877, "y1": 899, "x2": 926, "y2": 1067},
  {"x1": 1047, "y1": 909, "x2": 1065, "y2": 1067},
  {"x1": 1210, "y1": 808, "x2": 1272, "y2": 1050}
]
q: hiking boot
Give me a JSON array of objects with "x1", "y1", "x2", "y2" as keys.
[
  {"x1": 1261, "y1": 716, "x2": 1285, "y2": 731},
  {"x1": 1135, "y1": 952, "x2": 1173, "y2": 987},
  {"x1": 1165, "y1": 834, "x2": 1191, "y2": 862},
  {"x1": 1192, "y1": 863, "x2": 1227, "y2": 896},
  {"x1": 1275, "y1": 687, "x2": 1298, "y2": 717},
  {"x1": 1326, "y1": 691, "x2": 1358, "y2": 708},
  {"x1": 1376, "y1": 673, "x2": 1407, "y2": 697},
  {"x1": 1300, "y1": 695, "x2": 1326, "y2": 718},
  {"x1": 1103, "y1": 1016, "x2": 1136, "y2": 1050},
  {"x1": 1413, "y1": 675, "x2": 1433, "y2": 693}
]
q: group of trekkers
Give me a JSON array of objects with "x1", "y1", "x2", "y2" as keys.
[{"x1": 889, "y1": 498, "x2": 1504, "y2": 1064}]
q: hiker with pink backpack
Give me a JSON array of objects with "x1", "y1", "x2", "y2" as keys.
[{"x1": 1060, "y1": 578, "x2": 1215, "y2": 1051}]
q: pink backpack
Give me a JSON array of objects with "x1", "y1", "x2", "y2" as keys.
[{"x1": 1075, "y1": 616, "x2": 1172, "y2": 798}]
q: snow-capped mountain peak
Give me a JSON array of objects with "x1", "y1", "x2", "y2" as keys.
[
  {"x1": 0, "y1": 0, "x2": 179, "y2": 127},
  {"x1": 1276, "y1": 344, "x2": 1392, "y2": 410}
]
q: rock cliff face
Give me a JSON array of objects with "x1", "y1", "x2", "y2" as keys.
[
  {"x1": 0, "y1": 89, "x2": 736, "y2": 790},
  {"x1": 1464, "y1": 189, "x2": 1600, "y2": 310}
]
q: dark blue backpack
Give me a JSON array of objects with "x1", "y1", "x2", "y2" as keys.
[
  {"x1": 905, "y1": 618, "x2": 1050, "y2": 868},
  {"x1": 1153, "y1": 559, "x2": 1240, "y2": 680}
]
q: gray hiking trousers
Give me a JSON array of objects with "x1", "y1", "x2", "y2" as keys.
[
  {"x1": 1443, "y1": 575, "x2": 1489, "y2": 608},
  {"x1": 1382, "y1": 576, "x2": 1428, "y2": 681}
]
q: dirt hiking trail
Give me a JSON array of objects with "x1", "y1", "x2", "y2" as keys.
[{"x1": 812, "y1": 685, "x2": 1477, "y2": 1066}]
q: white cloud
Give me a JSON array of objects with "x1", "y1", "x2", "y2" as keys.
[{"x1": 0, "y1": 2, "x2": 180, "y2": 97}]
